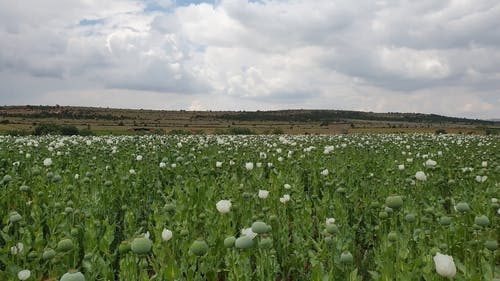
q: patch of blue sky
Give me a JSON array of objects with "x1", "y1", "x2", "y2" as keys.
[
  {"x1": 79, "y1": 18, "x2": 105, "y2": 26},
  {"x1": 143, "y1": 0, "x2": 265, "y2": 13},
  {"x1": 144, "y1": 0, "x2": 216, "y2": 12},
  {"x1": 143, "y1": 0, "x2": 265, "y2": 12}
]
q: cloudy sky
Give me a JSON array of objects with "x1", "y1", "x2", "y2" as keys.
[{"x1": 0, "y1": 0, "x2": 499, "y2": 119}]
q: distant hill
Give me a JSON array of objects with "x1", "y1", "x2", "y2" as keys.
[
  {"x1": 0, "y1": 105, "x2": 496, "y2": 125},
  {"x1": 213, "y1": 109, "x2": 497, "y2": 125},
  {"x1": 0, "y1": 105, "x2": 499, "y2": 135}
]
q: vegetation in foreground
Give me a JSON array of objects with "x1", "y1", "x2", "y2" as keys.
[{"x1": 0, "y1": 134, "x2": 499, "y2": 280}]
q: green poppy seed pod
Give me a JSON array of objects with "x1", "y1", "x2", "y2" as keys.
[
  {"x1": 405, "y1": 214, "x2": 416, "y2": 223},
  {"x1": 27, "y1": 251, "x2": 38, "y2": 260},
  {"x1": 388, "y1": 231, "x2": 398, "y2": 242},
  {"x1": 71, "y1": 228, "x2": 79, "y2": 236},
  {"x1": 46, "y1": 172, "x2": 54, "y2": 179},
  {"x1": 56, "y1": 239, "x2": 74, "y2": 252},
  {"x1": 455, "y1": 202, "x2": 470, "y2": 213},
  {"x1": 439, "y1": 216, "x2": 452, "y2": 226},
  {"x1": 180, "y1": 229, "x2": 189, "y2": 236},
  {"x1": 131, "y1": 237, "x2": 152, "y2": 255},
  {"x1": 32, "y1": 167, "x2": 41, "y2": 175},
  {"x1": 340, "y1": 251, "x2": 353, "y2": 264},
  {"x1": 269, "y1": 215, "x2": 279, "y2": 223},
  {"x1": 224, "y1": 236, "x2": 236, "y2": 248},
  {"x1": 3, "y1": 174, "x2": 12, "y2": 183},
  {"x1": 118, "y1": 242, "x2": 131, "y2": 254},
  {"x1": 251, "y1": 221, "x2": 271, "y2": 234},
  {"x1": 259, "y1": 237, "x2": 273, "y2": 249},
  {"x1": 324, "y1": 236, "x2": 333, "y2": 245},
  {"x1": 370, "y1": 202, "x2": 380, "y2": 209},
  {"x1": 385, "y1": 196, "x2": 403, "y2": 209},
  {"x1": 485, "y1": 240, "x2": 498, "y2": 251},
  {"x1": 242, "y1": 192, "x2": 252, "y2": 199},
  {"x1": 423, "y1": 207, "x2": 435, "y2": 216},
  {"x1": 9, "y1": 212, "x2": 22, "y2": 223},
  {"x1": 83, "y1": 253, "x2": 93, "y2": 261},
  {"x1": 60, "y1": 271, "x2": 85, "y2": 281},
  {"x1": 190, "y1": 239, "x2": 208, "y2": 256},
  {"x1": 19, "y1": 185, "x2": 30, "y2": 192},
  {"x1": 65, "y1": 207, "x2": 74, "y2": 213},
  {"x1": 235, "y1": 236, "x2": 254, "y2": 249},
  {"x1": 336, "y1": 188, "x2": 346, "y2": 194},
  {"x1": 384, "y1": 207, "x2": 394, "y2": 214},
  {"x1": 474, "y1": 215, "x2": 490, "y2": 226},
  {"x1": 164, "y1": 203, "x2": 176, "y2": 212},
  {"x1": 326, "y1": 224, "x2": 339, "y2": 235},
  {"x1": 378, "y1": 211, "x2": 388, "y2": 219},
  {"x1": 42, "y1": 249, "x2": 56, "y2": 260},
  {"x1": 262, "y1": 207, "x2": 270, "y2": 212}
]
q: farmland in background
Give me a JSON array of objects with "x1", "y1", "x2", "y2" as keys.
[{"x1": 1, "y1": 105, "x2": 499, "y2": 135}]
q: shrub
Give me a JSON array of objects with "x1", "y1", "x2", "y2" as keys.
[{"x1": 435, "y1": 128, "x2": 447, "y2": 135}]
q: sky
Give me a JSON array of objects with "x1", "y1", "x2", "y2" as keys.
[{"x1": 0, "y1": 0, "x2": 499, "y2": 119}]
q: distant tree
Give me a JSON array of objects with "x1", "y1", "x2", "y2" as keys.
[
  {"x1": 271, "y1": 127, "x2": 284, "y2": 135},
  {"x1": 228, "y1": 127, "x2": 255, "y2": 135},
  {"x1": 435, "y1": 128, "x2": 447, "y2": 135}
]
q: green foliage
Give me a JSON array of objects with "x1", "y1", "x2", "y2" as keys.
[
  {"x1": 168, "y1": 129, "x2": 192, "y2": 135},
  {"x1": 0, "y1": 134, "x2": 498, "y2": 280},
  {"x1": 5, "y1": 129, "x2": 30, "y2": 136},
  {"x1": 227, "y1": 127, "x2": 255, "y2": 135},
  {"x1": 33, "y1": 123, "x2": 94, "y2": 136}
]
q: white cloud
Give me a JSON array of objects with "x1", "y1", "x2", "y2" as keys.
[{"x1": 0, "y1": 0, "x2": 499, "y2": 118}]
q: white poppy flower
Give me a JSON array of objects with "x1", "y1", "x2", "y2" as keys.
[
  {"x1": 433, "y1": 252, "x2": 456, "y2": 278},
  {"x1": 325, "y1": 218, "x2": 335, "y2": 225},
  {"x1": 415, "y1": 171, "x2": 427, "y2": 181},
  {"x1": 162, "y1": 228, "x2": 173, "y2": 242},
  {"x1": 43, "y1": 158, "x2": 52, "y2": 166},
  {"x1": 241, "y1": 227, "x2": 258, "y2": 239},
  {"x1": 280, "y1": 194, "x2": 290, "y2": 203},
  {"x1": 18, "y1": 269, "x2": 30, "y2": 280},
  {"x1": 216, "y1": 200, "x2": 231, "y2": 214},
  {"x1": 258, "y1": 190, "x2": 269, "y2": 199},
  {"x1": 425, "y1": 159, "x2": 437, "y2": 167},
  {"x1": 245, "y1": 162, "x2": 254, "y2": 170}
]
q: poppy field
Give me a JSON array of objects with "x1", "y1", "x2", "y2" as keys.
[{"x1": 0, "y1": 134, "x2": 499, "y2": 280}]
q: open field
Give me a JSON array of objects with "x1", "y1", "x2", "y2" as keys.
[
  {"x1": 1, "y1": 106, "x2": 499, "y2": 135},
  {"x1": 0, "y1": 134, "x2": 499, "y2": 280}
]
